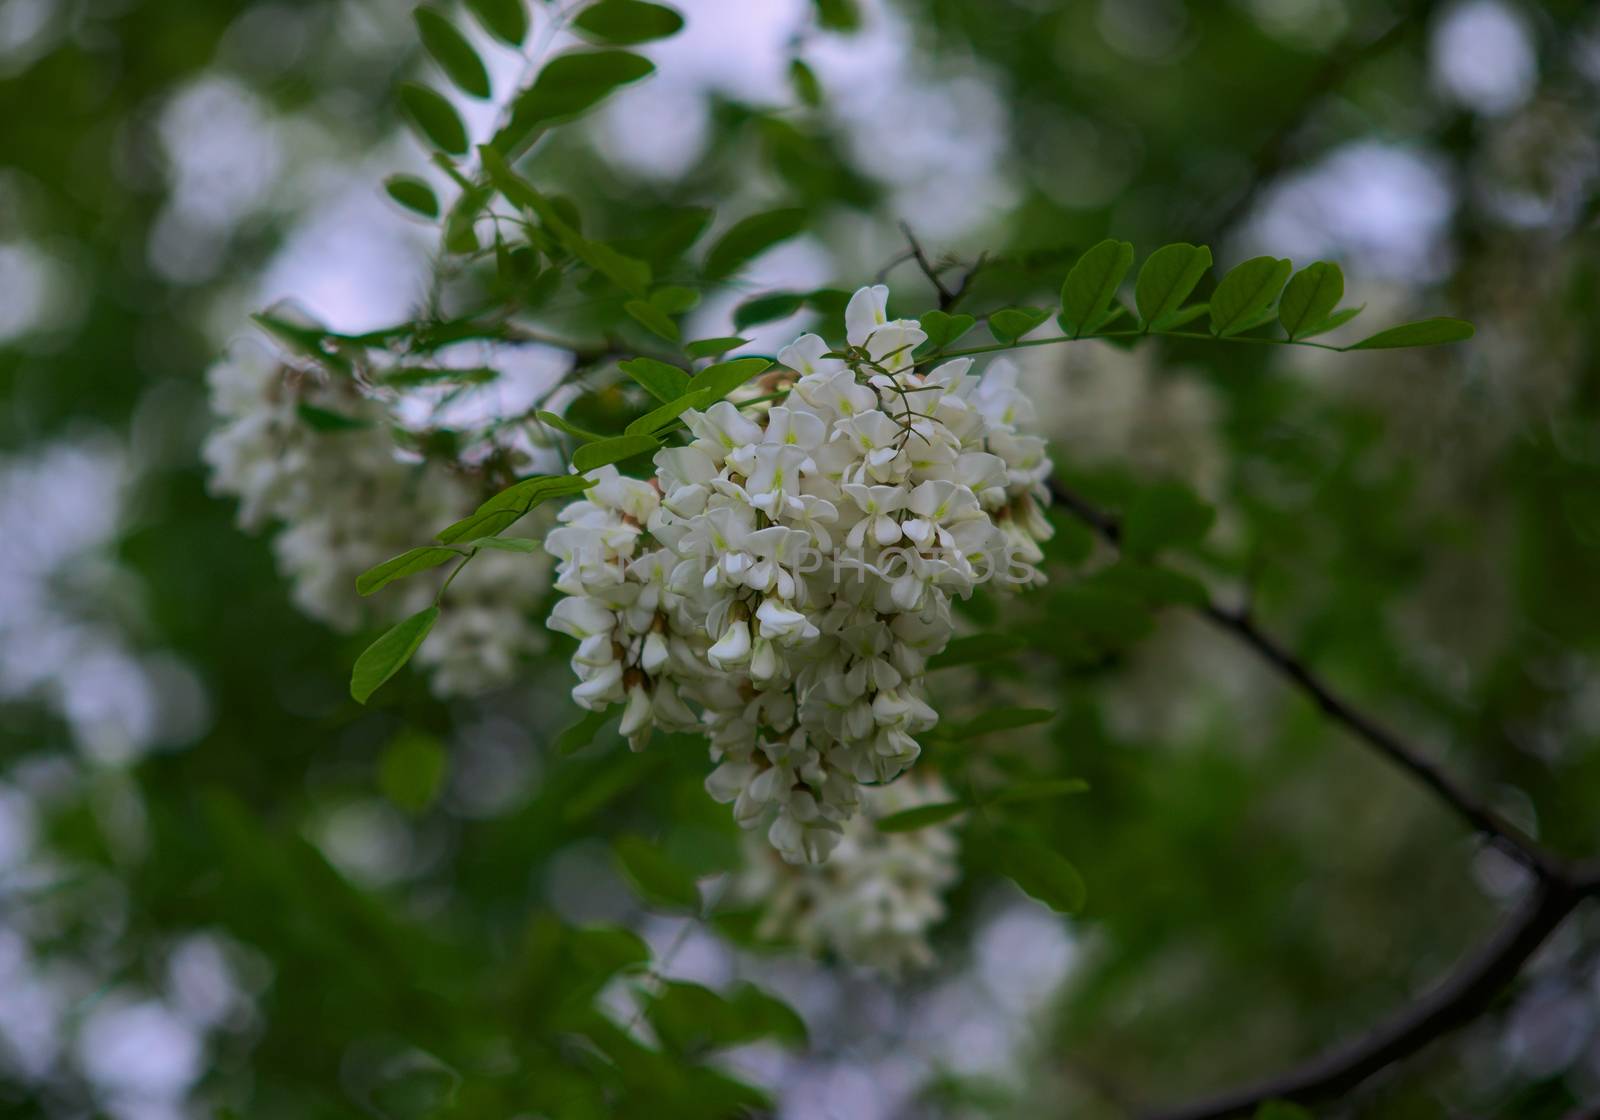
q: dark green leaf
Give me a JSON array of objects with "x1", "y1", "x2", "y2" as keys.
[
  {"x1": 812, "y1": 0, "x2": 860, "y2": 31},
  {"x1": 941, "y1": 707, "x2": 1054, "y2": 740},
  {"x1": 572, "y1": 0, "x2": 684, "y2": 45},
  {"x1": 927, "y1": 632, "x2": 1025, "y2": 670},
  {"x1": 618, "y1": 356, "x2": 692, "y2": 402},
  {"x1": 989, "y1": 307, "x2": 1049, "y2": 345},
  {"x1": 535, "y1": 410, "x2": 606, "y2": 441},
  {"x1": 1135, "y1": 242, "x2": 1212, "y2": 331},
  {"x1": 687, "y1": 357, "x2": 773, "y2": 403},
  {"x1": 555, "y1": 707, "x2": 615, "y2": 755},
  {"x1": 727, "y1": 983, "x2": 808, "y2": 1046},
  {"x1": 356, "y1": 545, "x2": 466, "y2": 596},
  {"x1": 1298, "y1": 305, "x2": 1364, "y2": 338},
  {"x1": 493, "y1": 50, "x2": 656, "y2": 153},
  {"x1": 789, "y1": 58, "x2": 822, "y2": 106},
  {"x1": 613, "y1": 835, "x2": 700, "y2": 910},
  {"x1": 1209, "y1": 256, "x2": 1291, "y2": 337},
  {"x1": 351, "y1": 607, "x2": 439, "y2": 704},
  {"x1": 398, "y1": 82, "x2": 469, "y2": 155},
  {"x1": 1122, "y1": 481, "x2": 1215, "y2": 558},
  {"x1": 648, "y1": 285, "x2": 700, "y2": 313},
  {"x1": 380, "y1": 365, "x2": 497, "y2": 387},
  {"x1": 733, "y1": 292, "x2": 804, "y2": 330},
  {"x1": 1277, "y1": 261, "x2": 1343, "y2": 339},
  {"x1": 995, "y1": 835, "x2": 1086, "y2": 913},
  {"x1": 383, "y1": 174, "x2": 440, "y2": 219},
  {"x1": 1253, "y1": 1103, "x2": 1314, "y2": 1120},
  {"x1": 296, "y1": 403, "x2": 370, "y2": 432},
  {"x1": 1091, "y1": 561, "x2": 1209, "y2": 608},
  {"x1": 464, "y1": 0, "x2": 527, "y2": 44},
  {"x1": 876, "y1": 800, "x2": 967, "y2": 833},
  {"x1": 1060, "y1": 239, "x2": 1134, "y2": 338},
  {"x1": 626, "y1": 389, "x2": 711, "y2": 434},
  {"x1": 571, "y1": 434, "x2": 662, "y2": 471},
  {"x1": 1345, "y1": 317, "x2": 1475, "y2": 350},
  {"x1": 378, "y1": 731, "x2": 447, "y2": 813},
  {"x1": 684, "y1": 336, "x2": 749, "y2": 359},
  {"x1": 704, "y1": 208, "x2": 808, "y2": 281},
  {"x1": 623, "y1": 299, "x2": 679, "y2": 341},
  {"x1": 987, "y1": 779, "x2": 1090, "y2": 805},
  {"x1": 568, "y1": 925, "x2": 651, "y2": 974},
  {"x1": 437, "y1": 474, "x2": 593, "y2": 543},
  {"x1": 414, "y1": 7, "x2": 491, "y2": 98},
  {"x1": 1049, "y1": 585, "x2": 1153, "y2": 641},
  {"x1": 919, "y1": 309, "x2": 977, "y2": 351}
]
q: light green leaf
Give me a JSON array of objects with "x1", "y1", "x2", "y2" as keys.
[
  {"x1": 379, "y1": 731, "x2": 447, "y2": 814},
  {"x1": 687, "y1": 356, "x2": 773, "y2": 403},
  {"x1": 436, "y1": 474, "x2": 594, "y2": 543},
  {"x1": 626, "y1": 389, "x2": 712, "y2": 435},
  {"x1": 648, "y1": 285, "x2": 700, "y2": 313},
  {"x1": 535, "y1": 410, "x2": 606, "y2": 441},
  {"x1": 684, "y1": 336, "x2": 749, "y2": 359},
  {"x1": 1345, "y1": 317, "x2": 1475, "y2": 350},
  {"x1": 1060, "y1": 238, "x2": 1134, "y2": 338},
  {"x1": 704, "y1": 208, "x2": 808, "y2": 280},
  {"x1": 996, "y1": 835, "x2": 1086, "y2": 913},
  {"x1": 1135, "y1": 242, "x2": 1211, "y2": 331},
  {"x1": 1209, "y1": 256, "x2": 1292, "y2": 337},
  {"x1": 613, "y1": 835, "x2": 700, "y2": 910},
  {"x1": 919, "y1": 309, "x2": 977, "y2": 351},
  {"x1": 492, "y1": 50, "x2": 655, "y2": 154},
  {"x1": 467, "y1": 536, "x2": 541, "y2": 553},
  {"x1": 356, "y1": 545, "x2": 467, "y2": 596},
  {"x1": 464, "y1": 0, "x2": 527, "y2": 44},
  {"x1": 383, "y1": 174, "x2": 440, "y2": 219},
  {"x1": 414, "y1": 7, "x2": 491, "y2": 98},
  {"x1": 989, "y1": 307, "x2": 1049, "y2": 345},
  {"x1": 624, "y1": 299, "x2": 679, "y2": 341},
  {"x1": 1277, "y1": 260, "x2": 1344, "y2": 339},
  {"x1": 1122, "y1": 481, "x2": 1216, "y2": 558},
  {"x1": 351, "y1": 607, "x2": 439, "y2": 704},
  {"x1": 876, "y1": 801, "x2": 967, "y2": 833},
  {"x1": 618, "y1": 356, "x2": 692, "y2": 402},
  {"x1": 572, "y1": 0, "x2": 684, "y2": 44},
  {"x1": 571, "y1": 434, "x2": 661, "y2": 471},
  {"x1": 398, "y1": 82, "x2": 468, "y2": 155}
]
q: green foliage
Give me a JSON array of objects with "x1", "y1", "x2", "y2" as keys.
[
  {"x1": 571, "y1": 433, "x2": 663, "y2": 471},
  {"x1": 351, "y1": 607, "x2": 440, "y2": 703},
  {"x1": 1135, "y1": 242, "x2": 1212, "y2": 331},
  {"x1": 919, "y1": 309, "x2": 978, "y2": 351},
  {"x1": 493, "y1": 50, "x2": 655, "y2": 154},
  {"x1": 938, "y1": 707, "x2": 1054, "y2": 741},
  {"x1": 613, "y1": 835, "x2": 701, "y2": 910},
  {"x1": 619, "y1": 356, "x2": 692, "y2": 401},
  {"x1": 988, "y1": 307, "x2": 1050, "y2": 344},
  {"x1": 626, "y1": 389, "x2": 712, "y2": 435},
  {"x1": 573, "y1": 0, "x2": 685, "y2": 45},
  {"x1": 1210, "y1": 256, "x2": 1292, "y2": 337},
  {"x1": 398, "y1": 81, "x2": 469, "y2": 154},
  {"x1": 876, "y1": 800, "x2": 967, "y2": 833},
  {"x1": 1277, "y1": 261, "x2": 1344, "y2": 340},
  {"x1": 1348, "y1": 318, "x2": 1476, "y2": 350},
  {"x1": 684, "y1": 336, "x2": 749, "y2": 359},
  {"x1": 383, "y1": 174, "x2": 440, "y2": 218},
  {"x1": 379, "y1": 731, "x2": 448, "y2": 813},
  {"x1": 703, "y1": 208, "x2": 808, "y2": 280},
  {"x1": 734, "y1": 291, "x2": 805, "y2": 329},
  {"x1": 1060, "y1": 238, "x2": 1134, "y2": 338},
  {"x1": 623, "y1": 298, "x2": 680, "y2": 341},
  {"x1": 686, "y1": 356, "x2": 773, "y2": 403},
  {"x1": 1122, "y1": 481, "x2": 1216, "y2": 558},
  {"x1": 437, "y1": 474, "x2": 595, "y2": 543},
  {"x1": 992, "y1": 832, "x2": 1087, "y2": 913},
  {"x1": 414, "y1": 7, "x2": 491, "y2": 98},
  {"x1": 464, "y1": 0, "x2": 528, "y2": 44},
  {"x1": 356, "y1": 545, "x2": 467, "y2": 596}
]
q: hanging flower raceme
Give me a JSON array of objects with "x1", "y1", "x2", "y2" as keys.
[{"x1": 545, "y1": 285, "x2": 1054, "y2": 864}]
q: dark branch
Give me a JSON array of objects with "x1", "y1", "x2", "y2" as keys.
[{"x1": 896, "y1": 223, "x2": 987, "y2": 312}]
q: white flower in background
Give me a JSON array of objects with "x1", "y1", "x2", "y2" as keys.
[
  {"x1": 201, "y1": 340, "x2": 550, "y2": 697},
  {"x1": 734, "y1": 773, "x2": 963, "y2": 975},
  {"x1": 545, "y1": 285, "x2": 1054, "y2": 864}
]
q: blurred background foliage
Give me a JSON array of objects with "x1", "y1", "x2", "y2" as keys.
[{"x1": 3, "y1": 0, "x2": 1600, "y2": 1117}]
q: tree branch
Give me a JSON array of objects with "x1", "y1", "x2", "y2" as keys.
[{"x1": 1046, "y1": 478, "x2": 1600, "y2": 1116}]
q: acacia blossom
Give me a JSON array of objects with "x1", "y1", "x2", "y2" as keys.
[{"x1": 545, "y1": 285, "x2": 1054, "y2": 864}]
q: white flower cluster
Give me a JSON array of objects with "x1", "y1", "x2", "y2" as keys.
[
  {"x1": 202, "y1": 341, "x2": 550, "y2": 697},
  {"x1": 733, "y1": 773, "x2": 962, "y2": 974},
  {"x1": 545, "y1": 285, "x2": 1053, "y2": 864}
]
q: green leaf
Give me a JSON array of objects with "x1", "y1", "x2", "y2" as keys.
[
  {"x1": 1277, "y1": 260, "x2": 1344, "y2": 340},
  {"x1": 812, "y1": 0, "x2": 860, "y2": 31},
  {"x1": 1060, "y1": 238, "x2": 1134, "y2": 338},
  {"x1": 464, "y1": 0, "x2": 527, "y2": 44},
  {"x1": 1135, "y1": 242, "x2": 1212, "y2": 331},
  {"x1": 626, "y1": 389, "x2": 711, "y2": 435},
  {"x1": 436, "y1": 474, "x2": 594, "y2": 543},
  {"x1": 987, "y1": 779, "x2": 1090, "y2": 805},
  {"x1": 727, "y1": 983, "x2": 808, "y2": 1046},
  {"x1": 989, "y1": 307, "x2": 1049, "y2": 345},
  {"x1": 789, "y1": 58, "x2": 822, "y2": 106},
  {"x1": 685, "y1": 336, "x2": 749, "y2": 359},
  {"x1": 618, "y1": 356, "x2": 692, "y2": 402},
  {"x1": 941, "y1": 707, "x2": 1054, "y2": 741},
  {"x1": 733, "y1": 292, "x2": 803, "y2": 330},
  {"x1": 535, "y1": 410, "x2": 606, "y2": 441},
  {"x1": 995, "y1": 835, "x2": 1086, "y2": 913},
  {"x1": 1345, "y1": 317, "x2": 1475, "y2": 350},
  {"x1": 1209, "y1": 256, "x2": 1292, "y2": 337},
  {"x1": 1090, "y1": 561, "x2": 1209, "y2": 608},
  {"x1": 383, "y1": 174, "x2": 440, "y2": 219},
  {"x1": 356, "y1": 545, "x2": 466, "y2": 596},
  {"x1": 379, "y1": 731, "x2": 447, "y2": 813},
  {"x1": 687, "y1": 357, "x2": 773, "y2": 403},
  {"x1": 1156, "y1": 303, "x2": 1209, "y2": 331},
  {"x1": 414, "y1": 7, "x2": 491, "y2": 98},
  {"x1": 569, "y1": 925, "x2": 652, "y2": 974},
  {"x1": 571, "y1": 434, "x2": 661, "y2": 471},
  {"x1": 876, "y1": 800, "x2": 967, "y2": 833},
  {"x1": 648, "y1": 285, "x2": 700, "y2": 314},
  {"x1": 251, "y1": 310, "x2": 348, "y2": 372},
  {"x1": 493, "y1": 50, "x2": 655, "y2": 154},
  {"x1": 1049, "y1": 585, "x2": 1153, "y2": 641},
  {"x1": 555, "y1": 707, "x2": 615, "y2": 755},
  {"x1": 1297, "y1": 305, "x2": 1364, "y2": 338},
  {"x1": 927, "y1": 632, "x2": 1025, "y2": 670},
  {"x1": 296, "y1": 403, "x2": 370, "y2": 432},
  {"x1": 613, "y1": 835, "x2": 700, "y2": 910},
  {"x1": 380, "y1": 365, "x2": 497, "y2": 388},
  {"x1": 919, "y1": 309, "x2": 977, "y2": 351},
  {"x1": 398, "y1": 82, "x2": 469, "y2": 155},
  {"x1": 572, "y1": 0, "x2": 685, "y2": 45},
  {"x1": 351, "y1": 607, "x2": 439, "y2": 704},
  {"x1": 623, "y1": 299, "x2": 679, "y2": 341},
  {"x1": 703, "y1": 208, "x2": 807, "y2": 281},
  {"x1": 467, "y1": 536, "x2": 541, "y2": 553},
  {"x1": 1122, "y1": 481, "x2": 1215, "y2": 558}
]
